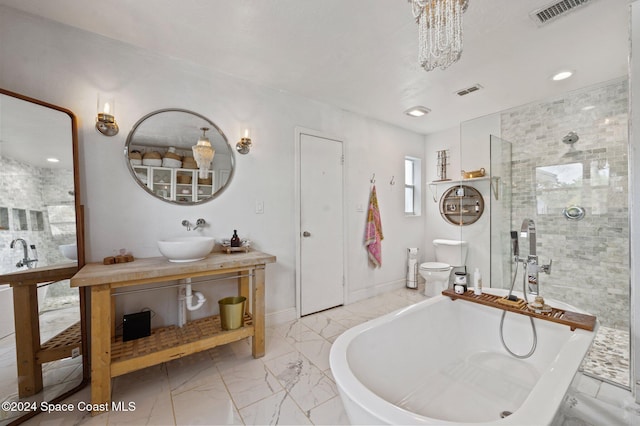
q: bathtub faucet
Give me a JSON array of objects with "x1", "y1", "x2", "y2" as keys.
[
  {"x1": 182, "y1": 218, "x2": 206, "y2": 231},
  {"x1": 10, "y1": 238, "x2": 38, "y2": 269},
  {"x1": 518, "y1": 219, "x2": 552, "y2": 295}
]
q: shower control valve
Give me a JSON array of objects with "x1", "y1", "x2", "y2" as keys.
[{"x1": 539, "y1": 259, "x2": 552, "y2": 275}]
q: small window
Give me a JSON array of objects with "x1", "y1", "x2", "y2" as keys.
[{"x1": 405, "y1": 157, "x2": 422, "y2": 216}]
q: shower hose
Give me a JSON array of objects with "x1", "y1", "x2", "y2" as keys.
[{"x1": 499, "y1": 260, "x2": 537, "y2": 359}]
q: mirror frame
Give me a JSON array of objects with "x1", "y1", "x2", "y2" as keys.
[
  {"x1": 124, "y1": 108, "x2": 235, "y2": 205},
  {"x1": 0, "y1": 87, "x2": 88, "y2": 425}
]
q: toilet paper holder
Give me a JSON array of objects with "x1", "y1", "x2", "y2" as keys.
[{"x1": 406, "y1": 248, "x2": 419, "y2": 289}]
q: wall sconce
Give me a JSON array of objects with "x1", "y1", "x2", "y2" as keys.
[
  {"x1": 236, "y1": 128, "x2": 252, "y2": 155},
  {"x1": 95, "y1": 95, "x2": 119, "y2": 136},
  {"x1": 192, "y1": 127, "x2": 215, "y2": 179}
]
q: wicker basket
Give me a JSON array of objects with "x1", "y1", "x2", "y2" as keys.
[
  {"x1": 182, "y1": 157, "x2": 198, "y2": 169},
  {"x1": 143, "y1": 151, "x2": 161, "y2": 160},
  {"x1": 129, "y1": 151, "x2": 142, "y2": 160},
  {"x1": 164, "y1": 151, "x2": 181, "y2": 161}
]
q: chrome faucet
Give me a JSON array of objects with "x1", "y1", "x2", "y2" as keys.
[
  {"x1": 517, "y1": 219, "x2": 552, "y2": 295},
  {"x1": 10, "y1": 238, "x2": 38, "y2": 269},
  {"x1": 182, "y1": 218, "x2": 206, "y2": 231}
]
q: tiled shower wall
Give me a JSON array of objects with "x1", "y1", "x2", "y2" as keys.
[
  {"x1": 0, "y1": 156, "x2": 75, "y2": 274},
  {"x1": 500, "y1": 79, "x2": 629, "y2": 329}
]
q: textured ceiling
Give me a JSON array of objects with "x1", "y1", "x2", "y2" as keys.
[{"x1": 0, "y1": 0, "x2": 630, "y2": 134}]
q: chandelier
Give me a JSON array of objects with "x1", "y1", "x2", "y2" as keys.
[
  {"x1": 192, "y1": 127, "x2": 215, "y2": 179},
  {"x1": 409, "y1": 0, "x2": 469, "y2": 71}
]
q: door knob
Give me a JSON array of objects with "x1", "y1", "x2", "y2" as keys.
[{"x1": 302, "y1": 231, "x2": 311, "y2": 237}]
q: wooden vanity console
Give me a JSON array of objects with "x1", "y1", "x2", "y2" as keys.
[
  {"x1": 0, "y1": 263, "x2": 81, "y2": 398},
  {"x1": 70, "y1": 250, "x2": 276, "y2": 413}
]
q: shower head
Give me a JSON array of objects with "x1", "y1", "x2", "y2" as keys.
[{"x1": 562, "y1": 131, "x2": 579, "y2": 146}]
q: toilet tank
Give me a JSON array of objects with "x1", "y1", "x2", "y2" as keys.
[{"x1": 433, "y1": 239, "x2": 468, "y2": 266}]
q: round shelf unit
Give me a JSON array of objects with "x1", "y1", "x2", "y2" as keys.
[{"x1": 439, "y1": 185, "x2": 484, "y2": 226}]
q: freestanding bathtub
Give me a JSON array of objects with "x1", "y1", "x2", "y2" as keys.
[{"x1": 330, "y1": 289, "x2": 597, "y2": 425}]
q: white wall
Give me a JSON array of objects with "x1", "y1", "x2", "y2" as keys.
[
  {"x1": 0, "y1": 6, "x2": 425, "y2": 324},
  {"x1": 423, "y1": 127, "x2": 461, "y2": 262}
]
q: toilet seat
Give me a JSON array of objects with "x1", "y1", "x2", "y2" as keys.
[{"x1": 419, "y1": 262, "x2": 450, "y2": 272}]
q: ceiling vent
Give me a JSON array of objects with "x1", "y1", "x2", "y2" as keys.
[
  {"x1": 530, "y1": 0, "x2": 593, "y2": 26},
  {"x1": 456, "y1": 84, "x2": 482, "y2": 97}
]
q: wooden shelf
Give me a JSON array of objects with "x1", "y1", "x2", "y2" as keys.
[
  {"x1": 37, "y1": 321, "x2": 82, "y2": 364},
  {"x1": 110, "y1": 312, "x2": 254, "y2": 377},
  {"x1": 429, "y1": 176, "x2": 491, "y2": 185},
  {"x1": 442, "y1": 289, "x2": 596, "y2": 331},
  {"x1": 439, "y1": 185, "x2": 484, "y2": 226}
]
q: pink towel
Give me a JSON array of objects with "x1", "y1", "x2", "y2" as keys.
[{"x1": 364, "y1": 185, "x2": 383, "y2": 267}]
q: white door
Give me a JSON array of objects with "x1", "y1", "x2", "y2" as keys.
[{"x1": 299, "y1": 133, "x2": 344, "y2": 316}]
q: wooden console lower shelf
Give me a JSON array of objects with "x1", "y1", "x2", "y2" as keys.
[
  {"x1": 110, "y1": 313, "x2": 254, "y2": 378},
  {"x1": 37, "y1": 321, "x2": 82, "y2": 364},
  {"x1": 442, "y1": 289, "x2": 596, "y2": 331}
]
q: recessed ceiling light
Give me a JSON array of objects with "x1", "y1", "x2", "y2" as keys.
[
  {"x1": 404, "y1": 106, "x2": 431, "y2": 117},
  {"x1": 581, "y1": 105, "x2": 596, "y2": 111},
  {"x1": 552, "y1": 70, "x2": 573, "y2": 81},
  {"x1": 47, "y1": 157, "x2": 60, "y2": 163}
]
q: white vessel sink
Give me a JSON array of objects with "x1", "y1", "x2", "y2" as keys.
[
  {"x1": 157, "y1": 236, "x2": 215, "y2": 262},
  {"x1": 59, "y1": 243, "x2": 78, "y2": 260}
]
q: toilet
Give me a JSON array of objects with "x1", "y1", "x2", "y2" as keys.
[{"x1": 419, "y1": 239, "x2": 468, "y2": 297}]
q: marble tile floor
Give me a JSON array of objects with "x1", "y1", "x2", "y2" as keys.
[
  {"x1": 21, "y1": 287, "x2": 425, "y2": 426},
  {"x1": 20, "y1": 285, "x2": 635, "y2": 425},
  {"x1": 0, "y1": 306, "x2": 83, "y2": 425}
]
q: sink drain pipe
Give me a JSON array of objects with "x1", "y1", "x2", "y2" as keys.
[{"x1": 178, "y1": 278, "x2": 206, "y2": 327}]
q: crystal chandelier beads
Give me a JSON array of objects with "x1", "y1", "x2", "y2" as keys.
[
  {"x1": 409, "y1": 0, "x2": 469, "y2": 71},
  {"x1": 192, "y1": 127, "x2": 215, "y2": 179}
]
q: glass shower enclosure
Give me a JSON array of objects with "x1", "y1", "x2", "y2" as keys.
[{"x1": 489, "y1": 117, "x2": 630, "y2": 388}]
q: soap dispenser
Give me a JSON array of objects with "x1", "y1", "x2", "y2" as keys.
[{"x1": 230, "y1": 230, "x2": 241, "y2": 247}]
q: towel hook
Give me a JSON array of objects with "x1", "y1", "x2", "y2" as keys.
[
  {"x1": 390, "y1": 176, "x2": 395, "y2": 185},
  {"x1": 370, "y1": 173, "x2": 376, "y2": 184}
]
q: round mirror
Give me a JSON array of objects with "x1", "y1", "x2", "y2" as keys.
[{"x1": 125, "y1": 109, "x2": 234, "y2": 204}]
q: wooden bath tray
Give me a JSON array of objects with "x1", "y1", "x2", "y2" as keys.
[{"x1": 442, "y1": 289, "x2": 596, "y2": 331}]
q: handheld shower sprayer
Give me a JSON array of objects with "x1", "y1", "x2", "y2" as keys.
[{"x1": 511, "y1": 231, "x2": 519, "y2": 261}]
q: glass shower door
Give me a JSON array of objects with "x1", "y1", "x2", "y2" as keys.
[{"x1": 489, "y1": 135, "x2": 512, "y2": 292}]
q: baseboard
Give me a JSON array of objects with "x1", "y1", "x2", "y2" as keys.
[
  {"x1": 346, "y1": 278, "x2": 406, "y2": 305},
  {"x1": 266, "y1": 307, "x2": 297, "y2": 326},
  {"x1": 265, "y1": 279, "x2": 414, "y2": 325}
]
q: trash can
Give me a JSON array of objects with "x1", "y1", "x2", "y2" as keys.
[{"x1": 218, "y1": 296, "x2": 246, "y2": 330}]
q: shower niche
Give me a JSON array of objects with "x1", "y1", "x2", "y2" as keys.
[{"x1": 439, "y1": 185, "x2": 484, "y2": 226}]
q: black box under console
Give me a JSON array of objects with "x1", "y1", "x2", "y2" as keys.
[{"x1": 122, "y1": 311, "x2": 151, "y2": 342}]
